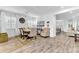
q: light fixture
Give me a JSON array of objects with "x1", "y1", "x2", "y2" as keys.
[
  {"x1": 60, "y1": 6, "x2": 64, "y2": 9},
  {"x1": 70, "y1": 11, "x2": 73, "y2": 13}
]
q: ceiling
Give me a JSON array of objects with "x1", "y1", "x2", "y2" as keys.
[
  {"x1": 56, "y1": 8, "x2": 79, "y2": 20},
  {"x1": 0, "y1": 6, "x2": 79, "y2": 18},
  {"x1": 16, "y1": 6, "x2": 78, "y2": 16},
  {"x1": 1, "y1": 6, "x2": 78, "y2": 16}
]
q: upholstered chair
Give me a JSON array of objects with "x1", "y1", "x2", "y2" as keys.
[{"x1": 40, "y1": 27, "x2": 49, "y2": 38}]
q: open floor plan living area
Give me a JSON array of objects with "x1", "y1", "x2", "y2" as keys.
[{"x1": 1, "y1": 6, "x2": 79, "y2": 53}]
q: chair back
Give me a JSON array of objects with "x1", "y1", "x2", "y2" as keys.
[{"x1": 19, "y1": 28, "x2": 24, "y2": 35}]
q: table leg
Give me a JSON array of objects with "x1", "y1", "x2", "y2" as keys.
[{"x1": 75, "y1": 34, "x2": 77, "y2": 42}]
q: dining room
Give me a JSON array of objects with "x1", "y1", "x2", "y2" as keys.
[{"x1": 0, "y1": 6, "x2": 79, "y2": 53}]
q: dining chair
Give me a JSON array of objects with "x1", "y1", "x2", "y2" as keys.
[
  {"x1": 28, "y1": 28, "x2": 37, "y2": 39},
  {"x1": 19, "y1": 28, "x2": 28, "y2": 39}
]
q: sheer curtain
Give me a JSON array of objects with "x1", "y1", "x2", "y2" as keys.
[
  {"x1": 27, "y1": 16, "x2": 37, "y2": 28},
  {"x1": 1, "y1": 11, "x2": 17, "y2": 37},
  {"x1": 6, "y1": 16, "x2": 17, "y2": 37},
  {"x1": 77, "y1": 20, "x2": 79, "y2": 31}
]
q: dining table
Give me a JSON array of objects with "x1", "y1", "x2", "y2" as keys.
[
  {"x1": 74, "y1": 32, "x2": 79, "y2": 42},
  {"x1": 23, "y1": 28, "x2": 31, "y2": 38}
]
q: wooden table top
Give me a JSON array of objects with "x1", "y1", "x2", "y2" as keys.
[{"x1": 23, "y1": 29, "x2": 31, "y2": 32}]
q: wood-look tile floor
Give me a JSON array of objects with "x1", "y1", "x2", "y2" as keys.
[
  {"x1": 0, "y1": 37, "x2": 34, "y2": 53},
  {"x1": 0, "y1": 33, "x2": 79, "y2": 53},
  {"x1": 12, "y1": 34, "x2": 76, "y2": 53}
]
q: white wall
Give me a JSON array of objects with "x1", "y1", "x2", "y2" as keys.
[
  {"x1": 0, "y1": 11, "x2": 1, "y2": 32},
  {"x1": 0, "y1": 10, "x2": 38, "y2": 38},
  {"x1": 50, "y1": 15, "x2": 56, "y2": 37},
  {"x1": 56, "y1": 20, "x2": 64, "y2": 31},
  {"x1": 0, "y1": 7, "x2": 56, "y2": 38},
  {"x1": 0, "y1": 10, "x2": 27, "y2": 37},
  {"x1": 62, "y1": 18, "x2": 78, "y2": 32},
  {"x1": 26, "y1": 15, "x2": 38, "y2": 28},
  {"x1": 56, "y1": 10, "x2": 79, "y2": 32}
]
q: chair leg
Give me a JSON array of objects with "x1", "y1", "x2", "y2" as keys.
[
  {"x1": 20, "y1": 35, "x2": 22, "y2": 38},
  {"x1": 35, "y1": 36, "x2": 37, "y2": 39},
  {"x1": 22, "y1": 35, "x2": 25, "y2": 39},
  {"x1": 23, "y1": 36, "x2": 24, "y2": 39}
]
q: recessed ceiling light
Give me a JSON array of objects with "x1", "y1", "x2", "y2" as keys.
[
  {"x1": 70, "y1": 11, "x2": 73, "y2": 13},
  {"x1": 60, "y1": 6, "x2": 64, "y2": 8}
]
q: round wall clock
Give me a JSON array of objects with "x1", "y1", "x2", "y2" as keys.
[{"x1": 19, "y1": 17, "x2": 25, "y2": 23}]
